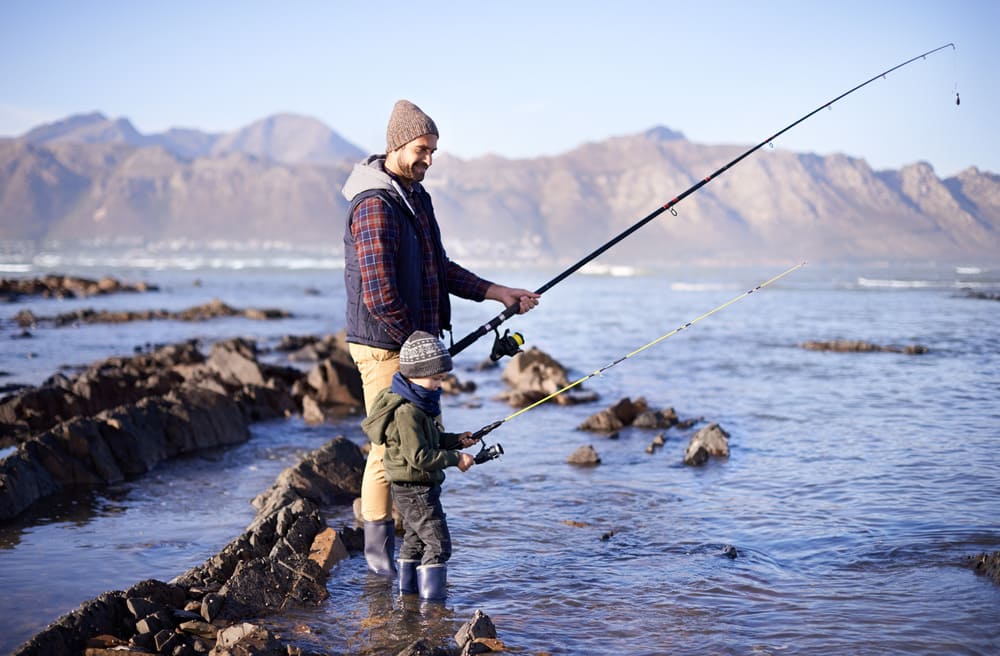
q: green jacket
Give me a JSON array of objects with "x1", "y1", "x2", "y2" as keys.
[{"x1": 361, "y1": 387, "x2": 464, "y2": 485}]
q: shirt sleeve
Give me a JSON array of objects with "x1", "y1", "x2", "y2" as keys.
[
  {"x1": 351, "y1": 196, "x2": 413, "y2": 345},
  {"x1": 444, "y1": 258, "x2": 493, "y2": 301}
]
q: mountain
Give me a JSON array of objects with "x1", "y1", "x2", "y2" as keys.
[
  {"x1": 2, "y1": 113, "x2": 998, "y2": 264},
  {"x1": 209, "y1": 114, "x2": 364, "y2": 164}
]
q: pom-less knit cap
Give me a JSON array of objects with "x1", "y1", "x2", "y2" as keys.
[
  {"x1": 399, "y1": 330, "x2": 453, "y2": 378},
  {"x1": 386, "y1": 100, "x2": 439, "y2": 153}
]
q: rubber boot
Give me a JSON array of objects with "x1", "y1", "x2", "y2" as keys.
[
  {"x1": 398, "y1": 559, "x2": 419, "y2": 595},
  {"x1": 363, "y1": 519, "x2": 397, "y2": 576},
  {"x1": 416, "y1": 563, "x2": 447, "y2": 600}
]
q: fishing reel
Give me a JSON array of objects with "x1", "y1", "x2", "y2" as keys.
[
  {"x1": 474, "y1": 441, "x2": 504, "y2": 464},
  {"x1": 470, "y1": 420, "x2": 504, "y2": 465},
  {"x1": 490, "y1": 328, "x2": 524, "y2": 362}
]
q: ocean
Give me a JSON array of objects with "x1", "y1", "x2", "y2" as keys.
[{"x1": 1, "y1": 245, "x2": 998, "y2": 655}]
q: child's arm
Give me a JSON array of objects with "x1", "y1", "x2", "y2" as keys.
[
  {"x1": 440, "y1": 431, "x2": 476, "y2": 450},
  {"x1": 396, "y1": 416, "x2": 466, "y2": 472}
]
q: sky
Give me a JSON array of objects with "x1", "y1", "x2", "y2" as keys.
[{"x1": 1, "y1": 0, "x2": 997, "y2": 178}]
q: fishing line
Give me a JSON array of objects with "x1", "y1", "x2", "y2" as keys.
[
  {"x1": 450, "y1": 43, "x2": 956, "y2": 359},
  {"x1": 468, "y1": 262, "x2": 806, "y2": 451}
]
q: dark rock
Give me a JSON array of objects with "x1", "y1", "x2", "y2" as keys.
[
  {"x1": 454, "y1": 609, "x2": 497, "y2": 649},
  {"x1": 965, "y1": 550, "x2": 1000, "y2": 585},
  {"x1": 567, "y1": 445, "x2": 601, "y2": 466},
  {"x1": 251, "y1": 437, "x2": 365, "y2": 516},
  {"x1": 126, "y1": 597, "x2": 165, "y2": 620},
  {"x1": 12, "y1": 590, "x2": 129, "y2": 656},
  {"x1": 201, "y1": 593, "x2": 224, "y2": 622},
  {"x1": 801, "y1": 339, "x2": 928, "y2": 354}
]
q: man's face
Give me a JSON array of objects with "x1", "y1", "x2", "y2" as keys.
[{"x1": 389, "y1": 134, "x2": 437, "y2": 183}]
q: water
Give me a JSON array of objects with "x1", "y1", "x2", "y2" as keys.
[{"x1": 1, "y1": 252, "x2": 999, "y2": 655}]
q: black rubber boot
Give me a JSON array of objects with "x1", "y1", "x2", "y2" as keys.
[
  {"x1": 398, "y1": 559, "x2": 419, "y2": 594},
  {"x1": 363, "y1": 519, "x2": 397, "y2": 576},
  {"x1": 416, "y1": 563, "x2": 447, "y2": 600}
]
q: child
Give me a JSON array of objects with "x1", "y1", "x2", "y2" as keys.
[{"x1": 361, "y1": 330, "x2": 477, "y2": 599}]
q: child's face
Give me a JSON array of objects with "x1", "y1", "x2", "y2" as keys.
[{"x1": 408, "y1": 372, "x2": 449, "y2": 391}]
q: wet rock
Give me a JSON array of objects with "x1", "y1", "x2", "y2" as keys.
[
  {"x1": 214, "y1": 622, "x2": 285, "y2": 655},
  {"x1": 579, "y1": 396, "x2": 647, "y2": 432},
  {"x1": 567, "y1": 445, "x2": 601, "y2": 466},
  {"x1": 454, "y1": 609, "x2": 497, "y2": 649},
  {"x1": 15, "y1": 298, "x2": 290, "y2": 328},
  {"x1": 499, "y1": 347, "x2": 598, "y2": 407},
  {"x1": 12, "y1": 590, "x2": 130, "y2": 656},
  {"x1": 800, "y1": 339, "x2": 928, "y2": 354},
  {"x1": 721, "y1": 545, "x2": 739, "y2": 559},
  {"x1": 965, "y1": 550, "x2": 1000, "y2": 585},
  {"x1": 304, "y1": 357, "x2": 363, "y2": 408},
  {"x1": 0, "y1": 274, "x2": 156, "y2": 301},
  {"x1": 251, "y1": 437, "x2": 365, "y2": 517},
  {"x1": 683, "y1": 422, "x2": 730, "y2": 466},
  {"x1": 645, "y1": 432, "x2": 667, "y2": 454}
]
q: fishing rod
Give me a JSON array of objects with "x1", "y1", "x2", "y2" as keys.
[
  {"x1": 450, "y1": 43, "x2": 956, "y2": 359},
  {"x1": 468, "y1": 262, "x2": 805, "y2": 463}
]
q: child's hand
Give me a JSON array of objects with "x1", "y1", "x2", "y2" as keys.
[
  {"x1": 458, "y1": 431, "x2": 477, "y2": 448},
  {"x1": 457, "y1": 453, "x2": 475, "y2": 472}
]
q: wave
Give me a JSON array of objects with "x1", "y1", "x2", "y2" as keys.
[
  {"x1": 857, "y1": 277, "x2": 937, "y2": 289},
  {"x1": 670, "y1": 282, "x2": 738, "y2": 292},
  {"x1": 19, "y1": 254, "x2": 345, "y2": 271},
  {"x1": 578, "y1": 263, "x2": 642, "y2": 277}
]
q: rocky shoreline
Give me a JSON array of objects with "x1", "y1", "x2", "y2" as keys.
[
  {"x1": 3, "y1": 317, "x2": 995, "y2": 653},
  {"x1": 1, "y1": 274, "x2": 157, "y2": 302}
]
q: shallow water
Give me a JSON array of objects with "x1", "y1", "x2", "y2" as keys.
[{"x1": 1, "y1": 256, "x2": 999, "y2": 654}]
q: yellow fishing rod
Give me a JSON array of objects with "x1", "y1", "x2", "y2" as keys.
[{"x1": 469, "y1": 262, "x2": 805, "y2": 463}]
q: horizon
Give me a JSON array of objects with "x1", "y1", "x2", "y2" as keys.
[{"x1": 1, "y1": 1, "x2": 998, "y2": 178}]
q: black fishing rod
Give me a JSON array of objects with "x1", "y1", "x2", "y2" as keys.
[
  {"x1": 467, "y1": 262, "x2": 806, "y2": 463},
  {"x1": 450, "y1": 42, "x2": 956, "y2": 359}
]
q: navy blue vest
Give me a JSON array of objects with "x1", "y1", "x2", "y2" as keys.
[{"x1": 343, "y1": 188, "x2": 451, "y2": 349}]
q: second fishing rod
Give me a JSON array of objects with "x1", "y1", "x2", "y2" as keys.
[
  {"x1": 450, "y1": 42, "x2": 956, "y2": 361},
  {"x1": 467, "y1": 262, "x2": 806, "y2": 464}
]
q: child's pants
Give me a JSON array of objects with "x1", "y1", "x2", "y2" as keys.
[{"x1": 391, "y1": 482, "x2": 452, "y2": 565}]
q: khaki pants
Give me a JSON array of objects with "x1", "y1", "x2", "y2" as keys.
[{"x1": 350, "y1": 343, "x2": 401, "y2": 522}]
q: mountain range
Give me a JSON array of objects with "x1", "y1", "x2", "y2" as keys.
[{"x1": 2, "y1": 112, "x2": 998, "y2": 265}]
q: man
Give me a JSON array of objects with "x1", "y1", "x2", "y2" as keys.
[{"x1": 342, "y1": 99, "x2": 539, "y2": 576}]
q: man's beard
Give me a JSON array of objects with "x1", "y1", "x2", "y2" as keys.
[{"x1": 401, "y1": 160, "x2": 427, "y2": 182}]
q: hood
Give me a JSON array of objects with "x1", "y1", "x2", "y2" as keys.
[
  {"x1": 342, "y1": 155, "x2": 393, "y2": 202},
  {"x1": 360, "y1": 389, "x2": 407, "y2": 445}
]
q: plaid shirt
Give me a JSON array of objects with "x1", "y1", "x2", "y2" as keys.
[{"x1": 351, "y1": 183, "x2": 491, "y2": 345}]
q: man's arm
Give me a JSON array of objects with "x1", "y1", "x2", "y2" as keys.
[{"x1": 445, "y1": 261, "x2": 540, "y2": 314}]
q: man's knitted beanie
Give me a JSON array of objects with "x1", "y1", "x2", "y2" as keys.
[
  {"x1": 399, "y1": 330, "x2": 453, "y2": 378},
  {"x1": 386, "y1": 100, "x2": 439, "y2": 152}
]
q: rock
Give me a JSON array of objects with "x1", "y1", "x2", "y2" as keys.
[
  {"x1": 454, "y1": 609, "x2": 497, "y2": 649},
  {"x1": 684, "y1": 423, "x2": 730, "y2": 465},
  {"x1": 304, "y1": 358, "x2": 363, "y2": 408},
  {"x1": 800, "y1": 339, "x2": 928, "y2": 354},
  {"x1": 308, "y1": 527, "x2": 350, "y2": 571},
  {"x1": 251, "y1": 437, "x2": 365, "y2": 516},
  {"x1": 579, "y1": 397, "x2": 685, "y2": 433},
  {"x1": 567, "y1": 445, "x2": 601, "y2": 466},
  {"x1": 499, "y1": 347, "x2": 596, "y2": 407},
  {"x1": 301, "y1": 394, "x2": 325, "y2": 424},
  {"x1": 645, "y1": 432, "x2": 666, "y2": 454},
  {"x1": 965, "y1": 550, "x2": 1000, "y2": 585},
  {"x1": 201, "y1": 593, "x2": 224, "y2": 623}
]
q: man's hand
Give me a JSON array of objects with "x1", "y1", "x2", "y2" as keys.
[
  {"x1": 486, "y1": 284, "x2": 540, "y2": 314},
  {"x1": 458, "y1": 431, "x2": 477, "y2": 448},
  {"x1": 457, "y1": 452, "x2": 475, "y2": 472}
]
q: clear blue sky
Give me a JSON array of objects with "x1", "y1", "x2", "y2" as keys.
[{"x1": 1, "y1": 0, "x2": 996, "y2": 177}]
